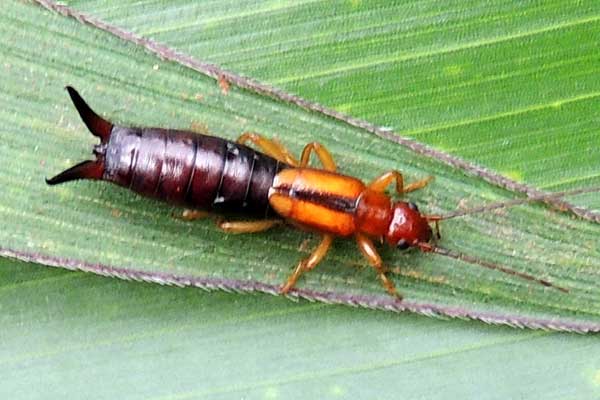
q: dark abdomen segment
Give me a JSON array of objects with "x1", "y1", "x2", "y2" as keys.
[{"x1": 104, "y1": 126, "x2": 285, "y2": 217}]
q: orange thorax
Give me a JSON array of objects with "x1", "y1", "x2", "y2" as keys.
[{"x1": 269, "y1": 168, "x2": 392, "y2": 237}]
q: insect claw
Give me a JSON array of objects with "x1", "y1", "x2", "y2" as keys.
[{"x1": 279, "y1": 281, "x2": 295, "y2": 295}]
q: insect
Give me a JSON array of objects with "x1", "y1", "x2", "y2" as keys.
[{"x1": 47, "y1": 87, "x2": 570, "y2": 299}]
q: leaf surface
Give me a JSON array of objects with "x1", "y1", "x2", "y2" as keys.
[
  {"x1": 69, "y1": 0, "x2": 600, "y2": 210},
  {"x1": 2, "y1": 257, "x2": 600, "y2": 399},
  {"x1": 1, "y1": 1, "x2": 599, "y2": 330}
]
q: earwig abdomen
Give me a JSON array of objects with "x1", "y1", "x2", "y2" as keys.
[
  {"x1": 104, "y1": 127, "x2": 285, "y2": 217},
  {"x1": 47, "y1": 88, "x2": 286, "y2": 218}
]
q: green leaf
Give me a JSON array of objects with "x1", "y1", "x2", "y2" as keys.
[
  {"x1": 2, "y1": 256, "x2": 600, "y2": 399},
  {"x1": 1, "y1": 0, "x2": 599, "y2": 329},
  {"x1": 2, "y1": 1, "x2": 600, "y2": 398},
  {"x1": 69, "y1": 0, "x2": 600, "y2": 209}
]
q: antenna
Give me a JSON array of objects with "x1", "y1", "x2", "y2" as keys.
[
  {"x1": 434, "y1": 186, "x2": 600, "y2": 221},
  {"x1": 412, "y1": 186, "x2": 600, "y2": 292},
  {"x1": 416, "y1": 242, "x2": 569, "y2": 293}
]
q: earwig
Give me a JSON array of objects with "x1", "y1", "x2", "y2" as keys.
[{"x1": 48, "y1": 87, "x2": 582, "y2": 300}]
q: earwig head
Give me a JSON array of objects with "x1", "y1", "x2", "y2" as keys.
[
  {"x1": 46, "y1": 87, "x2": 113, "y2": 185},
  {"x1": 386, "y1": 201, "x2": 433, "y2": 250}
]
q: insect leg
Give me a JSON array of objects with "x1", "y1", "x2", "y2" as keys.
[
  {"x1": 367, "y1": 170, "x2": 433, "y2": 195},
  {"x1": 355, "y1": 233, "x2": 403, "y2": 300},
  {"x1": 299, "y1": 142, "x2": 336, "y2": 171},
  {"x1": 280, "y1": 234, "x2": 334, "y2": 294},
  {"x1": 403, "y1": 176, "x2": 434, "y2": 193},
  {"x1": 217, "y1": 219, "x2": 281, "y2": 234},
  {"x1": 176, "y1": 209, "x2": 211, "y2": 221},
  {"x1": 237, "y1": 132, "x2": 299, "y2": 166}
]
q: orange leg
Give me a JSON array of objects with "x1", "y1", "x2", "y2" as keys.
[
  {"x1": 355, "y1": 233, "x2": 402, "y2": 300},
  {"x1": 300, "y1": 142, "x2": 336, "y2": 172},
  {"x1": 237, "y1": 132, "x2": 299, "y2": 166},
  {"x1": 177, "y1": 209, "x2": 210, "y2": 221},
  {"x1": 238, "y1": 133, "x2": 337, "y2": 173},
  {"x1": 217, "y1": 219, "x2": 281, "y2": 234},
  {"x1": 367, "y1": 170, "x2": 433, "y2": 195},
  {"x1": 280, "y1": 234, "x2": 334, "y2": 294},
  {"x1": 177, "y1": 210, "x2": 280, "y2": 234}
]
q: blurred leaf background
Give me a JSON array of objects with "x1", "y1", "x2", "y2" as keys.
[{"x1": 1, "y1": 1, "x2": 600, "y2": 398}]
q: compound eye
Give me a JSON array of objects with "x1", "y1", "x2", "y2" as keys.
[
  {"x1": 396, "y1": 239, "x2": 410, "y2": 250},
  {"x1": 408, "y1": 202, "x2": 419, "y2": 212}
]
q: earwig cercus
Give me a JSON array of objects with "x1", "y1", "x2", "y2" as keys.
[{"x1": 47, "y1": 87, "x2": 570, "y2": 299}]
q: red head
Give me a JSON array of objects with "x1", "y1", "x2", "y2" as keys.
[{"x1": 386, "y1": 201, "x2": 433, "y2": 250}]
